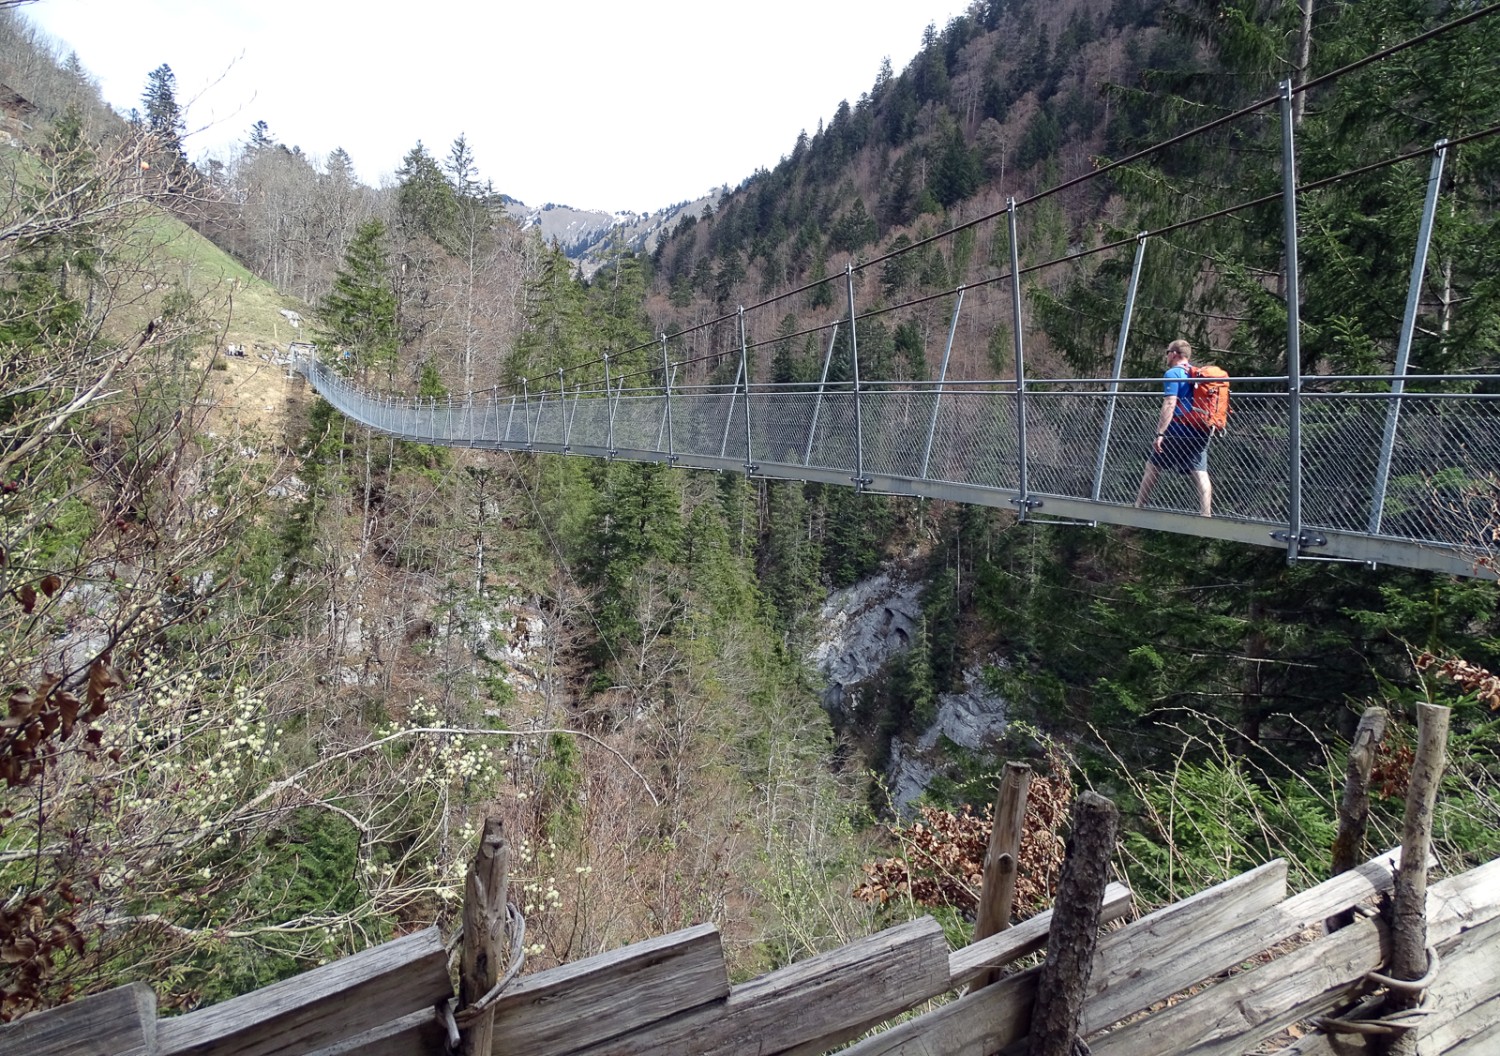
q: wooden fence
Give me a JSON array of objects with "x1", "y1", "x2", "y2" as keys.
[
  {"x1": 6, "y1": 706, "x2": 1496, "y2": 1055},
  {"x1": 5, "y1": 846, "x2": 1498, "y2": 1056}
]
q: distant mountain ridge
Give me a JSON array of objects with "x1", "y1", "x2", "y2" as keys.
[{"x1": 503, "y1": 193, "x2": 715, "y2": 276}]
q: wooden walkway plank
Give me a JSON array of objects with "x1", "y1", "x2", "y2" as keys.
[
  {"x1": 487, "y1": 923, "x2": 726, "y2": 1056},
  {"x1": 1088, "y1": 856, "x2": 1500, "y2": 1056},
  {"x1": 565, "y1": 916, "x2": 949, "y2": 1056},
  {"x1": 156, "y1": 927, "x2": 450, "y2": 1056},
  {"x1": 0, "y1": 983, "x2": 156, "y2": 1056}
]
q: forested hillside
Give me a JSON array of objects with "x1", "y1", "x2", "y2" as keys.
[
  {"x1": 631, "y1": 0, "x2": 1500, "y2": 899},
  {"x1": 2, "y1": 0, "x2": 1499, "y2": 1029}
]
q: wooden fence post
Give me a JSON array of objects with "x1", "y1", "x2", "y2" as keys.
[
  {"x1": 1027, "y1": 790, "x2": 1119, "y2": 1056},
  {"x1": 1380, "y1": 703, "x2": 1450, "y2": 1056},
  {"x1": 970, "y1": 761, "x2": 1032, "y2": 991},
  {"x1": 459, "y1": 817, "x2": 510, "y2": 1056},
  {"x1": 1327, "y1": 705, "x2": 1388, "y2": 931}
]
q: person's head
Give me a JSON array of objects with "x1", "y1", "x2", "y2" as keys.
[{"x1": 1166, "y1": 339, "x2": 1193, "y2": 366}]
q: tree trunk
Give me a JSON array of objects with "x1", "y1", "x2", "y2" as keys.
[
  {"x1": 970, "y1": 762, "x2": 1033, "y2": 991},
  {"x1": 1379, "y1": 703, "x2": 1449, "y2": 1056},
  {"x1": 1292, "y1": 0, "x2": 1315, "y2": 127},
  {"x1": 1327, "y1": 706, "x2": 1388, "y2": 932},
  {"x1": 459, "y1": 817, "x2": 510, "y2": 1056},
  {"x1": 1028, "y1": 790, "x2": 1119, "y2": 1056}
]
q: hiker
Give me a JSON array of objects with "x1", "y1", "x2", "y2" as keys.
[{"x1": 1134, "y1": 339, "x2": 1213, "y2": 517}]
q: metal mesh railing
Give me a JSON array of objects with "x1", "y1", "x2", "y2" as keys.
[{"x1": 296, "y1": 355, "x2": 1500, "y2": 570}]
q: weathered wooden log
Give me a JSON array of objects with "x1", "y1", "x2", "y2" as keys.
[
  {"x1": 951, "y1": 882, "x2": 1133, "y2": 992},
  {"x1": 302, "y1": 1006, "x2": 447, "y2": 1056},
  {"x1": 1382, "y1": 702, "x2": 1450, "y2": 1056},
  {"x1": 0, "y1": 982, "x2": 156, "y2": 1056},
  {"x1": 1327, "y1": 706, "x2": 1388, "y2": 931},
  {"x1": 1265, "y1": 907, "x2": 1500, "y2": 1055},
  {"x1": 1084, "y1": 849, "x2": 1409, "y2": 1034},
  {"x1": 1028, "y1": 789, "x2": 1119, "y2": 1056},
  {"x1": 488, "y1": 923, "x2": 727, "y2": 1056},
  {"x1": 1087, "y1": 854, "x2": 1500, "y2": 1056},
  {"x1": 1405, "y1": 909, "x2": 1500, "y2": 1055},
  {"x1": 459, "y1": 817, "x2": 509, "y2": 1056},
  {"x1": 156, "y1": 927, "x2": 450, "y2": 1056},
  {"x1": 567, "y1": 916, "x2": 949, "y2": 1056},
  {"x1": 971, "y1": 762, "x2": 1033, "y2": 991},
  {"x1": 839, "y1": 849, "x2": 1411, "y2": 1056}
]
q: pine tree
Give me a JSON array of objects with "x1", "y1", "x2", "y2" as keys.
[
  {"x1": 395, "y1": 140, "x2": 459, "y2": 247},
  {"x1": 318, "y1": 219, "x2": 398, "y2": 377},
  {"x1": 247, "y1": 120, "x2": 273, "y2": 153},
  {"x1": 141, "y1": 64, "x2": 187, "y2": 172}
]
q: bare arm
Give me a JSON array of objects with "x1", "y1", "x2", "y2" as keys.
[{"x1": 1152, "y1": 395, "x2": 1177, "y2": 452}]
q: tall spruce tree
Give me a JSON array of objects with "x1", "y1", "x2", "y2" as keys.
[
  {"x1": 396, "y1": 140, "x2": 459, "y2": 247},
  {"x1": 141, "y1": 63, "x2": 188, "y2": 173},
  {"x1": 318, "y1": 218, "x2": 398, "y2": 377}
]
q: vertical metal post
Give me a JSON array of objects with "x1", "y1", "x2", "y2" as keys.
[
  {"x1": 446, "y1": 394, "x2": 453, "y2": 442},
  {"x1": 920, "y1": 287, "x2": 965, "y2": 480},
  {"x1": 1007, "y1": 197, "x2": 1032, "y2": 515},
  {"x1": 804, "y1": 323, "x2": 839, "y2": 466},
  {"x1": 1281, "y1": 80, "x2": 1305, "y2": 561},
  {"x1": 847, "y1": 263, "x2": 868, "y2": 488},
  {"x1": 564, "y1": 384, "x2": 579, "y2": 452},
  {"x1": 1092, "y1": 234, "x2": 1148, "y2": 500},
  {"x1": 603, "y1": 354, "x2": 617, "y2": 457},
  {"x1": 720, "y1": 353, "x2": 745, "y2": 458},
  {"x1": 661, "y1": 333, "x2": 676, "y2": 463},
  {"x1": 738, "y1": 307, "x2": 756, "y2": 472},
  {"x1": 1368, "y1": 140, "x2": 1448, "y2": 535},
  {"x1": 466, "y1": 390, "x2": 474, "y2": 447},
  {"x1": 522, "y1": 379, "x2": 532, "y2": 448}
]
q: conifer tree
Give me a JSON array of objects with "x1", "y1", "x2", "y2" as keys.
[
  {"x1": 318, "y1": 218, "x2": 398, "y2": 377},
  {"x1": 246, "y1": 119, "x2": 273, "y2": 153},
  {"x1": 141, "y1": 63, "x2": 188, "y2": 173},
  {"x1": 396, "y1": 140, "x2": 459, "y2": 247}
]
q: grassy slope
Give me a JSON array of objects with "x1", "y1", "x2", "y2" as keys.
[{"x1": 117, "y1": 209, "x2": 314, "y2": 437}]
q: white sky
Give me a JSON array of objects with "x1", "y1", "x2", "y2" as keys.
[{"x1": 24, "y1": 0, "x2": 962, "y2": 213}]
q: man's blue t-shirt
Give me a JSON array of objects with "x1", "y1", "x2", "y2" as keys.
[{"x1": 1164, "y1": 364, "x2": 1195, "y2": 434}]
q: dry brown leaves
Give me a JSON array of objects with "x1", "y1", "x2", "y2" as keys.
[
  {"x1": 1, "y1": 657, "x2": 118, "y2": 789},
  {"x1": 1416, "y1": 651, "x2": 1500, "y2": 710},
  {"x1": 854, "y1": 768, "x2": 1073, "y2": 919},
  {"x1": 0, "y1": 881, "x2": 86, "y2": 1022}
]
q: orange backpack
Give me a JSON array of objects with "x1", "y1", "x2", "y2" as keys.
[{"x1": 1179, "y1": 364, "x2": 1230, "y2": 433}]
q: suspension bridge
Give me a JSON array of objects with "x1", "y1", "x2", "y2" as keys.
[
  {"x1": 295, "y1": 10, "x2": 1500, "y2": 582},
  {"x1": 295, "y1": 340, "x2": 1498, "y2": 580}
]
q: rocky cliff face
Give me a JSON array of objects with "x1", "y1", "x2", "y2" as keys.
[
  {"x1": 806, "y1": 571, "x2": 1011, "y2": 815},
  {"x1": 886, "y1": 663, "x2": 1010, "y2": 815},
  {"x1": 806, "y1": 571, "x2": 922, "y2": 716}
]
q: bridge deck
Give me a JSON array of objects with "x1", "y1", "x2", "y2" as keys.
[{"x1": 297, "y1": 358, "x2": 1499, "y2": 580}]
